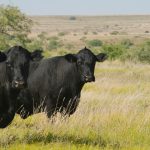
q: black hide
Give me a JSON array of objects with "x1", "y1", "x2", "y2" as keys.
[{"x1": 16, "y1": 47, "x2": 107, "y2": 119}]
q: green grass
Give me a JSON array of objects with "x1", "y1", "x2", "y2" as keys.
[{"x1": 0, "y1": 61, "x2": 150, "y2": 149}]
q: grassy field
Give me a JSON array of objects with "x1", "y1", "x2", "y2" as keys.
[
  {"x1": 0, "y1": 61, "x2": 150, "y2": 149},
  {"x1": 30, "y1": 15, "x2": 150, "y2": 46},
  {"x1": 0, "y1": 15, "x2": 150, "y2": 149}
]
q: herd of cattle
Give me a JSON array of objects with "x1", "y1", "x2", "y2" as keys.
[{"x1": 0, "y1": 46, "x2": 107, "y2": 128}]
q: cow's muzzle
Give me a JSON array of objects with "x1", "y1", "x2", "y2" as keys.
[
  {"x1": 12, "y1": 80, "x2": 25, "y2": 89},
  {"x1": 83, "y1": 75, "x2": 95, "y2": 82}
]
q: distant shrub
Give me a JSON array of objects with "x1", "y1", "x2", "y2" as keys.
[
  {"x1": 65, "y1": 43, "x2": 74, "y2": 50},
  {"x1": 69, "y1": 16, "x2": 76, "y2": 20},
  {"x1": 121, "y1": 39, "x2": 133, "y2": 48},
  {"x1": 37, "y1": 32, "x2": 47, "y2": 40},
  {"x1": 47, "y1": 36, "x2": 59, "y2": 41},
  {"x1": 87, "y1": 39, "x2": 103, "y2": 47},
  {"x1": 26, "y1": 39, "x2": 44, "y2": 51},
  {"x1": 110, "y1": 31, "x2": 119, "y2": 35},
  {"x1": 102, "y1": 44, "x2": 126, "y2": 60},
  {"x1": 84, "y1": 32, "x2": 88, "y2": 35},
  {"x1": 48, "y1": 39, "x2": 62, "y2": 50},
  {"x1": 92, "y1": 31, "x2": 98, "y2": 35},
  {"x1": 97, "y1": 40, "x2": 150, "y2": 63},
  {"x1": 137, "y1": 41, "x2": 150, "y2": 63},
  {"x1": 145, "y1": 31, "x2": 149, "y2": 33},
  {"x1": 80, "y1": 36, "x2": 87, "y2": 42},
  {"x1": 58, "y1": 32, "x2": 67, "y2": 36},
  {"x1": 119, "y1": 31, "x2": 128, "y2": 35}
]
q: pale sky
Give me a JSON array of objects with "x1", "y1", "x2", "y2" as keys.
[{"x1": 0, "y1": 0, "x2": 150, "y2": 15}]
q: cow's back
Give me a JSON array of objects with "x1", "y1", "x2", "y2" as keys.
[{"x1": 28, "y1": 56, "x2": 81, "y2": 98}]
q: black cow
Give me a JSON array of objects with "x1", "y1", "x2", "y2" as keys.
[
  {"x1": 0, "y1": 46, "x2": 43, "y2": 128},
  {"x1": 0, "y1": 51, "x2": 7, "y2": 62},
  {"x1": 16, "y1": 47, "x2": 107, "y2": 119}
]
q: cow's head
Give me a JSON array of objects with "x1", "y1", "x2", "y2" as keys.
[
  {"x1": 6, "y1": 46, "x2": 43, "y2": 89},
  {"x1": 0, "y1": 51, "x2": 7, "y2": 62},
  {"x1": 65, "y1": 47, "x2": 107, "y2": 83}
]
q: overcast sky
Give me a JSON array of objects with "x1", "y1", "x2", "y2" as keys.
[{"x1": 0, "y1": 0, "x2": 150, "y2": 15}]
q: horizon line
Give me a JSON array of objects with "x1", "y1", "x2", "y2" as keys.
[{"x1": 28, "y1": 14, "x2": 150, "y2": 17}]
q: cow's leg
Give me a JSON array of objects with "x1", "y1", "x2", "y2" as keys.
[
  {"x1": 16, "y1": 90, "x2": 34, "y2": 119},
  {"x1": 16, "y1": 105, "x2": 31, "y2": 119},
  {"x1": 19, "y1": 108, "x2": 31, "y2": 119},
  {"x1": 0, "y1": 108, "x2": 15, "y2": 128},
  {"x1": 0, "y1": 98, "x2": 16, "y2": 128},
  {"x1": 0, "y1": 88, "x2": 17, "y2": 128},
  {"x1": 45, "y1": 99, "x2": 56, "y2": 119}
]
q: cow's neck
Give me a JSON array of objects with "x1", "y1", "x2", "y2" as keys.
[
  {"x1": 0, "y1": 63, "x2": 10, "y2": 83},
  {"x1": 79, "y1": 83, "x2": 84, "y2": 92},
  {"x1": 29, "y1": 61, "x2": 40, "y2": 75}
]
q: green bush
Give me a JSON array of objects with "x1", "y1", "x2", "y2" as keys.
[
  {"x1": 84, "y1": 32, "x2": 88, "y2": 35},
  {"x1": 58, "y1": 32, "x2": 67, "y2": 36},
  {"x1": 92, "y1": 31, "x2": 98, "y2": 35},
  {"x1": 110, "y1": 31, "x2": 119, "y2": 35},
  {"x1": 121, "y1": 39, "x2": 133, "y2": 48},
  {"x1": 37, "y1": 32, "x2": 47, "y2": 40},
  {"x1": 102, "y1": 44, "x2": 126, "y2": 60},
  {"x1": 0, "y1": 35, "x2": 10, "y2": 50},
  {"x1": 26, "y1": 39, "x2": 43, "y2": 51},
  {"x1": 65, "y1": 43, "x2": 74, "y2": 50},
  {"x1": 137, "y1": 41, "x2": 150, "y2": 63},
  {"x1": 47, "y1": 36, "x2": 59, "y2": 41},
  {"x1": 87, "y1": 39, "x2": 103, "y2": 47},
  {"x1": 48, "y1": 39, "x2": 62, "y2": 50},
  {"x1": 0, "y1": 5, "x2": 32, "y2": 50},
  {"x1": 26, "y1": 32, "x2": 47, "y2": 51}
]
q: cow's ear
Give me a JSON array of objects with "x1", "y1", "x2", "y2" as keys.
[
  {"x1": 65, "y1": 54, "x2": 77, "y2": 62},
  {"x1": 31, "y1": 50, "x2": 43, "y2": 61},
  {"x1": 96, "y1": 53, "x2": 107, "y2": 62},
  {"x1": 0, "y1": 52, "x2": 7, "y2": 62}
]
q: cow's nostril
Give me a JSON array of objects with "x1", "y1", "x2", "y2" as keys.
[
  {"x1": 15, "y1": 80, "x2": 24, "y2": 84},
  {"x1": 14, "y1": 80, "x2": 25, "y2": 88},
  {"x1": 84, "y1": 75, "x2": 89, "y2": 81},
  {"x1": 83, "y1": 75, "x2": 95, "y2": 82},
  {"x1": 14, "y1": 81, "x2": 19, "y2": 84}
]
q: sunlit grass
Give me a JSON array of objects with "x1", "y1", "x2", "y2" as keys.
[{"x1": 0, "y1": 61, "x2": 150, "y2": 149}]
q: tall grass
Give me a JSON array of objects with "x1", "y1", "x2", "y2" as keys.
[{"x1": 0, "y1": 61, "x2": 150, "y2": 150}]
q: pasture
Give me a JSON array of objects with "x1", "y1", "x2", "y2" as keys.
[
  {"x1": 0, "y1": 15, "x2": 150, "y2": 149},
  {"x1": 0, "y1": 61, "x2": 150, "y2": 149}
]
